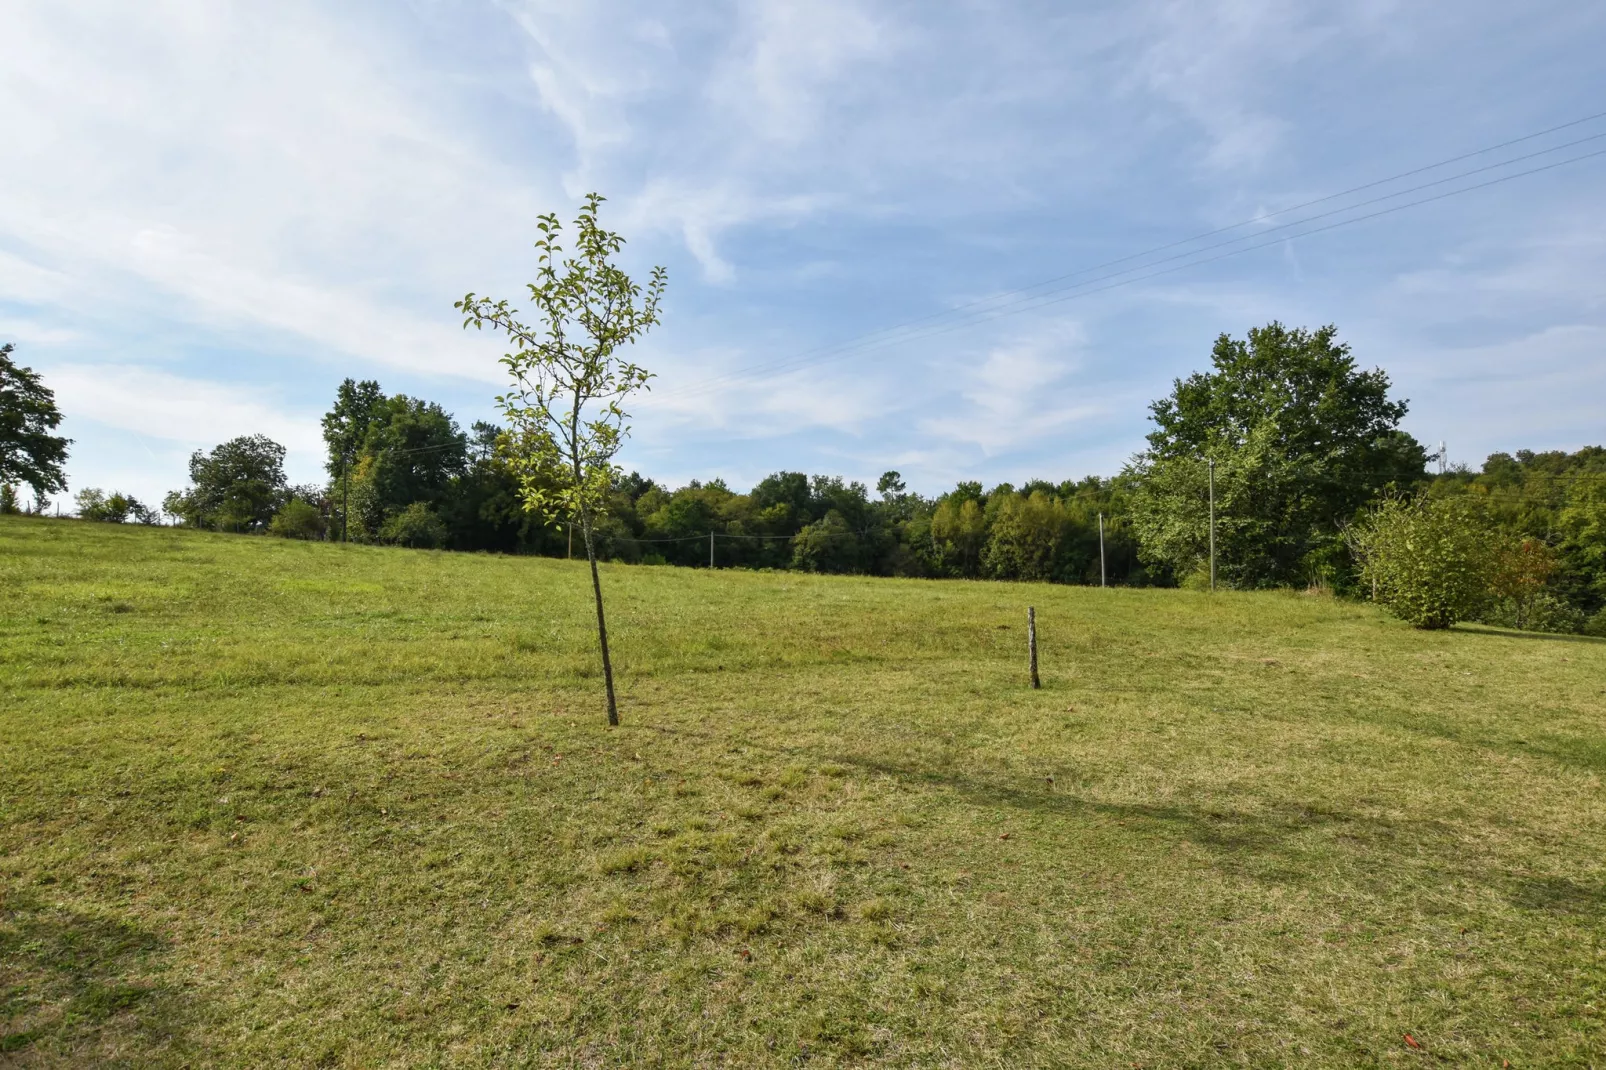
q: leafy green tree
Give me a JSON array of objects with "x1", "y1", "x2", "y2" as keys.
[
  {"x1": 1421, "y1": 446, "x2": 1606, "y2": 628},
  {"x1": 357, "y1": 395, "x2": 467, "y2": 534},
  {"x1": 319, "y1": 381, "x2": 467, "y2": 541},
  {"x1": 321, "y1": 378, "x2": 385, "y2": 539},
  {"x1": 269, "y1": 499, "x2": 327, "y2": 540},
  {"x1": 321, "y1": 378, "x2": 386, "y2": 470},
  {"x1": 792, "y1": 511, "x2": 859, "y2": 572},
  {"x1": 984, "y1": 491, "x2": 1067, "y2": 581},
  {"x1": 379, "y1": 501, "x2": 448, "y2": 549},
  {"x1": 931, "y1": 483, "x2": 988, "y2": 577},
  {"x1": 75, "y1": 488, "x2": 156, "y2": 524},
  {"x1": 0, "y1": 343, "x2": 71, "y2": 507},
  {"x1": 1133, "y1": 323, "x2": 1424, "y2": 587},
  {"x1": 1487, "y1": 537, "x2": 1559, "y2": 631},
  {"x1": 457, "y1": 192, "x2": 667, "y2": 727},
  {"x1": 1347, "y1": 495, "x2": 1493, "y2": 629},
  {"x1": 1129, "y1": 417, "x2": 1304, "y2": 587},
  {"x1": 436, "y1": 422, "x2": 564, "y2": 555},
  {"x1": 164, "y1": 435, "x2": 288, "y2": 532}
]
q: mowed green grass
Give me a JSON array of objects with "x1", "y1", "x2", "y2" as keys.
[{"x1": 2, "y1": 517, "x2": 1605, "y2": 1068}]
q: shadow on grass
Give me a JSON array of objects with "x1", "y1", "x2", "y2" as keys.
[
  {"x1": 0, "y1": 890, "x2": 190, "y2": 1064},
  {"x1": 825, "y1": 753, "x2": 1606, "y2": 919},
  {"x1": 838, "y1": 752, "x2": 1409, "y2": 852},
  {"x1": 1508, "y1": 875, "x2": 1606, "y2": 915},
  {"x1": 1454, "y1": 625, "x2": 1606, "y2": 645}
]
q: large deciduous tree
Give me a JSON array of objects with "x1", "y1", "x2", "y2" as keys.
[
  {"x1": 1129, "y1": 322, "x2": 1425, "y2": 587},
  {"x1": 456, "y1": 193, "x2": 666, "y2": 727},
  {"x1": 0, "y1": 343, "x2": 71, "y2": 507},
  {"x1": 164, "y1": 435, "x2": 289, "y2": 532}
]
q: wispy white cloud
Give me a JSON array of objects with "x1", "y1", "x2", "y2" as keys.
[
  {"x1": 2, "y1": 0, "x2": 1603, "y2": 502},
  {"x1": 49, "y1": 364, "x2": 324, "y2": 455},
  {"x1": 918, "y1": 320, "x2": 1109, "y2": 456}
]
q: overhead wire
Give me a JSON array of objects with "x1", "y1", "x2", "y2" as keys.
[{"x1": 652, "y1": 114, "x2": 1606, "y2": 403}]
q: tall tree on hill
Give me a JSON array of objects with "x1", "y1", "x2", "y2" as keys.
[
  {"x1": 163, "y1": 435, "x2": 289, "y2": 532},
  {"x1": 456, "y1": 193, "x2": 666, "y2": 727},
  {"x1": 1129, "y1": 323, "x2": 1425, "y2": 588},
  {"x1": 321, "y1": 378, "x2": 385, "y2": 538},
  {"x1": 0, "y1": 343, "x2": 71, "y2": 509},
  {"x1": 319, "y1": 381, "x2": 468, "y2": 544}
]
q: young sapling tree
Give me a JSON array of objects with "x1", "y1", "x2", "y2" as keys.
[{"x1": 456, "y1": 194, "x2": 666, "y2": 726}]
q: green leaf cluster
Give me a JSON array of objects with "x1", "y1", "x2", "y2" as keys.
[
  {"x1": 1347, "y1": 495, "x2": 1494, "y2": 629},
  {"x1": 1130, "y1": 323, "x2": 1425, "y2": 588},
  {"x1": 0, "y1": 342, "x2": 71, "y2": 506},
  {"x1": 455, "y1": 193, "x2": 666, "y2": 543}
]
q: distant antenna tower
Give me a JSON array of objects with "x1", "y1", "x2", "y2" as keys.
[{"x1": 1428, "y1": 440, "x2": 1448, "y2": 475}]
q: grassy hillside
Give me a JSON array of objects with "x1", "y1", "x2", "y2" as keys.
[{"x1": 2, "y1": 515, "x2": 1604, "y2": 1067}]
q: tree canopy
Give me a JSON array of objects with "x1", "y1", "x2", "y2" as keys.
[
  {"x1": 0, "y1": 343, "x2": 71, "y2": 504},
  {"x1": 1130, "y1": 323, "x2": 1424, "y2": 587},
  {"x1": 163, "y1": 435, "x2": 289, "y2": 532}
]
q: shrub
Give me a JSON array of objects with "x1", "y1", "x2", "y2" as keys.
[
  {"x1": 1487, "y1": 538, "x2": 1559, "y2": 630},
  {"x1": 378, "y1": 502, "x2": 447, "y2": 549},
  {"x1": 1347, "y1": 495, "x2": 1493, "y2": 629},
  {"x1": 75, "y1": 488, "x2": 157, "y2": 524},
  {"x1": 0, "y1": 484, "x2": 17, "y2": 514},
  {"x1": 269, "y1": 499, "x2": 326, "y2": 540}
]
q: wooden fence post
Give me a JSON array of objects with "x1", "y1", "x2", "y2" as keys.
[{"x1": 1028, "y1": 606, "x2": 1040, "y2": 689}]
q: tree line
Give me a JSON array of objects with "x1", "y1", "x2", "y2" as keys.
[{"x1": 3, "y1": 325, "x2": 1603, "y2": 636}]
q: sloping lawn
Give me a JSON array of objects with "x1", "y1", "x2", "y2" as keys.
[{"x1": 2, "y1": 515, "x2": 1604, "y2": 1067}]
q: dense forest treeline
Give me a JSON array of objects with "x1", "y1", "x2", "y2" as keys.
[{"x1": 8, "y1": 324, "x2": 1604, "y2": 634}]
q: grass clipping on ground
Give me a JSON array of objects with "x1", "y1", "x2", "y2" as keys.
[{"x1": 1, "y1": 515, "x2": 1604, "y2": 1067}]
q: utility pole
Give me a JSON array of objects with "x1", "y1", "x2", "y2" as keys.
[
  {"x1": 709, "y1": 530, "x2": 715, "y2": 569},
  {"x1": 1208, "y1": 458, "x2": 1216, "y2": 592},
  {"x1": 1098, "y1": 511, "x2": 1106, "y2": 588},
  {"x1": 341, "y1": 452, "x2": 350, "y2": 543}
]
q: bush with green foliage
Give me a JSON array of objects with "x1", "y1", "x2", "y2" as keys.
[
  {"x1": 74, "y1": 488, "x2": 157, "y2": 524},
  {"x1": 379, "y1": 501, "x2": 447, "y2": 549},
  {"x1": 269, "y1": 499, "x2": 327, "y2": 540},
  {"x1": 1347, "y1": 495, "x2": 1492, "y2": 629},
  {"x1": 1482, "y1": 592, "x2": 1587, "y2": 635}
]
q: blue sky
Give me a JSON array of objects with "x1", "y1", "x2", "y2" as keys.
[{"x1": 3, "y1": 1, "x2": 1604, "y2": 508}]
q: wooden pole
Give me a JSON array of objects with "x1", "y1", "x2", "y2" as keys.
[
  {"x1": 1027, "y1": 606, "x2": 1040, "y2": 689},
  {"x1": 341, "y1": 455, "x2": 349, "y2": 543},
  {"x1": 709, "y1": 530, "x2": 715, "y2": 569},
  {"x1": 1098, "y1": 512, "x2": 1106, "y2": 588},
  {"x1": 1207, "y1": 458, "x2": 1216, "y2": 592}
]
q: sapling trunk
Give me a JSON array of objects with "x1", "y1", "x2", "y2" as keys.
[{"x1": 579, "y1": 509, "x2": 619, "y2": 727}]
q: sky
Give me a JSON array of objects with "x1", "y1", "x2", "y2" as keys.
[{"x1": 3, "y1": 0, "x2": 1604, "y2": 509}]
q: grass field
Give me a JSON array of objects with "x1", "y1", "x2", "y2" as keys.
[{"x1": 2, "y1": 515, "x2": 1604, "y2": 1067}]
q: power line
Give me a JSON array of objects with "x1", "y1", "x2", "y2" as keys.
[
  {"x1": 653, "y1": 113, "x2": 1606, "y2": 403},
  {"x1": 661, "y1": 144, "x2": 1606, "y2": 402}
]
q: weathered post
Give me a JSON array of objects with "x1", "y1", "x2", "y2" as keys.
[
  {"x1": 1098, "y1": 511, "x2": 1106, "y2": 588},
  {"x1": 709, "y1": 530, "x2": 715, "y2": 569},
  {"x1": 1028, "y1": 606, "x2": 1040, "y2": 689}
]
